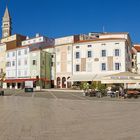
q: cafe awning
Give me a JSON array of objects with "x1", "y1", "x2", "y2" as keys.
[
  {"x1": 68, "y1": 74, "x2": 108, "y2": 82},
  {"x1": 101, "y1": 71, "x2": 140, "y2": 84}
]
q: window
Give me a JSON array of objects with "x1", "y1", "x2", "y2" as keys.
[
  {"x1": 32, "y1": 60, "x2": 37, "y2": 65},
  {"x1": 24, "y1": 70, "x2": 27, "y2": 76},
  {"x1": 13, "y1": 52, "x2": 15, "y2": 57},
  {"x1": 88, "y1": 45, "x2": 92, "y2": 47},
  {"x1": 12, "y1": 61, "x2": 15, "y2": 66},
  {"x1": 115, "y1": 63, "x2": 120, "y2": 70},
  {"x1": 51, "y1": 62, "x2": 54, "y2": 67},
  {"x1": 76, "y1": 52, "x2": 80, "y2": 59},
  {"x1": 0, "y1": 69, "x2": 3, "y2": 73},
  {"x1": 115, "y1": 49, "x2": 120, "y2": 56},
  {"x1": 4, "y1": 24, "x2": 8, "y2": 26},
  {"x1": 101, "y1": 63, "x2": 106, "y2": 71},
  {"x1": 18, "y1": 60, "x2": 21, "y2": 66},
  {"x1": 132, "y1": 62, "x2": 134, "y2": 67},
  {"x1": 101, "y1": 43, "x2": 106, "y2": 45},
  {"x1": 18, "y1": 50, "x2": 21, "y2": 56},
  {"x1": 68, "y1": 46, "x2": 71, "y2": 50},
  {"x1": 87, "y1": 51, "x2": 92, "y2": 58},
  {"x1": 24, "y1": 49, "x2": 27, "y2": 54},
  {"x1": 18, "y1": 70, "x2": 21, "y2": 76},
  {"x1": 76, "y1": 64, "x2": 80, "y2": 71},
  {"x1": 7, "y1": 53, "x2": 9, "y2": 58},
  {"x1": 24, "y1": 59, "x2": 27, "y2": 65},
  {"x1": 101, "y1": 50, "x2": 106, "y2": 57},
  {"x1": 126, "y1": 46, "x2": 129, "y2": 53},
  {"x1": 6, "y1": 62, "x2": 11, "y2": 67},
  {"x1": 42, "y1": 60, "x2": 45, "y2": 65}
]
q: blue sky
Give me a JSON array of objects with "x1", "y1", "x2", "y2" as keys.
[{"x1": 0, "y1": 0, "x2": 140, "y2": 43}]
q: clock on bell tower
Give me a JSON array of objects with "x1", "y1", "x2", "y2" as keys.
[{"x1": 2, "y1": 6, "x2": 12, "y2": 38}]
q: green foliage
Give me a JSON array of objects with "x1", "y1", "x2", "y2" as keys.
[
  {"x1": 97, "y1": 83, "x2": 106, "y2": 93},
  {"x1": 90, "y1": 82, "x2": 97, "y2": 90},
  {"x1": 80, "y1": 82, "x2": 90, "y2": 90},
  {"x1": 90, "y1": 81, "x2": 106, "y2": 93},
  {"x1": 36, "y1": 80, "x2": 41, "y2": 86},
  {"x1": 0, "y1": 72, "x2": 6, "y2": 88}
]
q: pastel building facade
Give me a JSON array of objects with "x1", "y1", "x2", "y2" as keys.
[
  {"x1": 69, "y1": 33, "x2": 132, "y2": 83},
  {"x1": 132, "y1": 44, "x2": 140, "y2": 74},
  {"x1": 5, "y1": 47, "x2": 52, "y2": 89},
  {"x1": 3, "y1": 33, "x2": 54, "y2": 89},
  {"x1": 5, "y1": 46, "x2": 30, "y2": 88},
  {"x1": 0, "y1": 43, "x2": 6, "y2": 74},
  {"x1": 29, "y1": 50, "x2": 52, "y2": 89},
  {"x1": 43, "y1": 47, "x2": 55, "y2": 88},
  {"x1": 55, "y1": 35, "x2": 80, "y2": 88}
]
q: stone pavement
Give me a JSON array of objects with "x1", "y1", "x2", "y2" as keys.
[{"x1": 0, "y1": 96, "x2": 140, "y2": 140}]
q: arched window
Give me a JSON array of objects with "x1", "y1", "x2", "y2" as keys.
[
  {"x1": 62, "y1": 77, "x2": 66, "y2": 88},
  {"x1": 57, "y1": 77, "x2": 61, "y2": 88},
  {"x1": 67, "y1": 77, "x2": 71, "y2": 88}
]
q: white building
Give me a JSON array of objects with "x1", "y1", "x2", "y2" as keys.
[
  {"x1": 5, "y1": 46, "x2": 30, "y2": 89},
  {"x1": 132, "y1": 44, "x2": 140, "y2": 74},
  {"x1": 22, "y1": 34, "x2": 54, "y2": 47},
  {"x1": 69, "y1": 33, "x2": 132, "y2": 83},
  {"x1": 4, "y1": 34, "x2": 54, "y2": 89}
]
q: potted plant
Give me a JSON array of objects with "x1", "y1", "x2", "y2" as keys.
[{"x1": 80, "y1": 82, "x2": 90, "y2": 96}]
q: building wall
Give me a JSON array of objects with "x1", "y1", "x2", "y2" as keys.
[
  {"x1": 55, "y1": 36, "x2": 74, "y2": 45},
  {"x1": 22, "y1": 35, "x2": 54, "y2": 48},
  {"x1": 1, "y1": 34, "x2": 17, "y2": 43},
  {"x1": 0, "y1": 43, "x2": 6, "y2": 74},
  {"x1": 55, "y1": 36, "x2": 75, "y2": 88},
  {"x1": 55, "y1": 44, "x2": 73, "y2": 88},
  {"x1": 73, "y1": 40, "x2": 131, "y2": 76},
  {"x1": 29, "y1": 50, "x2": 52, "y2": 88},
  {"x1": 30, "y1": 51, "x2": 41, "y2": 78},
  {"x1": 16, "y1": 47, "x2": 30, "y2": 78},
  {"x1": 6, "y1": 47, "x2": 30, "y2": 79},
  {"x1": 44, "y1": 52, "x2": 52, "y2": 88},
  {"x1": 43, "y1": 47, "x2": 55, "y2": 80},
  {"x1": 99, "y1": 34, "x2": 128, "y2": 40},
  {"x1": 137, "y1": 53, "x2": 140, "y2": 74}
]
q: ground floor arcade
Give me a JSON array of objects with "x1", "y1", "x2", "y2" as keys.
[{"x1": 3, "y1": 78, "x2": 51, "y2": 89}]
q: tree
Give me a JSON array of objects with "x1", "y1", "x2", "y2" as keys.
[
  {"x1": 80, "y1": 82, "x2": 89, "y2": 91},
  {"x1": 0, "y1": 72, "x2": 6, "y2": 88}
]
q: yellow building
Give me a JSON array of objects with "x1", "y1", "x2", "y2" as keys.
[{"x1": 0, "y1": 43, "x2": 6, "y2": 74}]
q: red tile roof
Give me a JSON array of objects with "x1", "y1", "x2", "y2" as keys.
[
  {"x1": 134, "y1": 46, "x2": 140, "y2": 52},
  {"x1": 75, "y1": 38, "x2": 126, "y2": 43}
]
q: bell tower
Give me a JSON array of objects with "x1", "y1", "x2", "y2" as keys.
[{"x1": 2, "y1": 6, "x2": 12, "y2": 38}]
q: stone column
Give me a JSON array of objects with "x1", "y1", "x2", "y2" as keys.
[
  {"x1": 3, "y1": 82, "x2": 7, "y2": 89},
  {"x1": 15, "y1": 83, "x2": 18, "y2": 89},
  {"x1": 10, "y1": 84, "x2": 12, "y2": 89}
]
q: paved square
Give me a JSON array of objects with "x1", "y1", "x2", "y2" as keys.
[{"x1": 0, "y1": 92, "x2": 140, "y2": 140}]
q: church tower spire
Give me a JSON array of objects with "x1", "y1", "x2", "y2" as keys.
[{"x1": 2, "y1": 6, "x2": 12, "y2": 38}]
